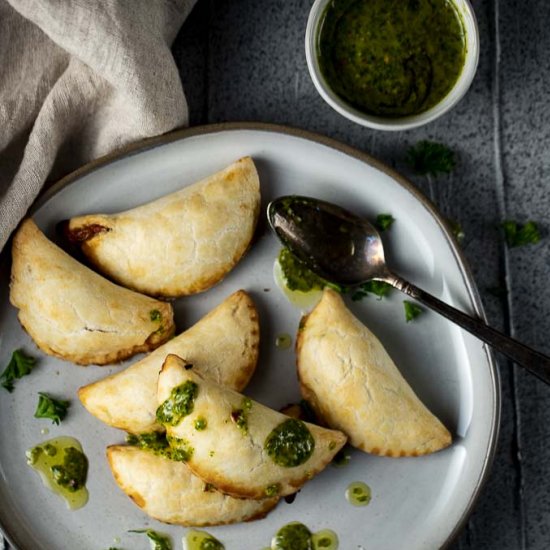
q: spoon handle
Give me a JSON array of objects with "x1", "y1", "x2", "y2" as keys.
[{"x1": 386, "y1": 274, "x2": 550, "y2": 384}]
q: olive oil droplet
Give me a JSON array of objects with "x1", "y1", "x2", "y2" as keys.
[
  {"x1": 184, "y1": 529, "x2": 224, "y2": 549},
  {"x1": 275, "y1": 333, "x2": 292, "y2": 349},
  {"x1": 345, "y1": 481, "x2": 371, "y2": 506},
  {"x1": 26, "y1": 436, "x2": 89, "y2": 510}
]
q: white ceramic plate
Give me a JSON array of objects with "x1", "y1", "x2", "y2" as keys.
[{"x1": 0, "y1": 124, "x2": 499, "y2": 550}]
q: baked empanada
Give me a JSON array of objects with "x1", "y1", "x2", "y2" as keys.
[
  {"x1": 157, "y1": 355, "x2": 347, "y2": 500},
  {"x1": 65, "y1": 157, "x2": 260, "y2": 297},
  {"x1": 296, "y1": 288, "x2": 452, "y2": 457},
  {"x1": 78, "y1": 290, "x2": 259, "y2": 433},
  {"x1": 107, "y1": 446, "x2": 278, "y2": 526},
  {"x1": 10, "y1": 219, "x2": 174, "y2": 365}
]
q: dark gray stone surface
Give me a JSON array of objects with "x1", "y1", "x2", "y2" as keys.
[{"x1": 173, "y1": 1, "x2": 550, "y2": 548}]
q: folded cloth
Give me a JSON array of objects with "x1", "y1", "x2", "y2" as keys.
[{"x1": 0, "y1": 0, "x2": 196, "y2": 252}]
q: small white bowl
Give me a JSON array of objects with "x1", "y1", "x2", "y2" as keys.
[{"x1": 305, "y1": 0, "x2": 480, "y2": 131}]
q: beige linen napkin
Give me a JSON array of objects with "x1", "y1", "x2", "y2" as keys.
[{"x1": 0, "y1": 0, "x2": 196, "y2": 252}]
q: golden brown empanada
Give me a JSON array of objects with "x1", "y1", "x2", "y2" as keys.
[
  {"x1": 107, "y1": 446, "x2": 278, "y2": 526},
  {"x1": 65, "y1": 157, "x2": 260, "y2": 297},
  {"x1": 78, "y1": 290, "x2": 259, "y2": 433},
  {"x1": 10, "y1": 219, "x2": 174, "y2": 365},
  {"x1": 157, "y1": 355, "x2": 347, "y2": 500},
  {"x1": 296, "y1": 288, "x2": 452, "y2": 457}
]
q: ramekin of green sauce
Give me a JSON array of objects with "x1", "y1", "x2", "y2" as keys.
[{"x1": 305, "y1": 0, "x2": 479, "y2": 131}]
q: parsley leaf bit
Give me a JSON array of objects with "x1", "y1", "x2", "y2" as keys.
[
  {"x1": 351, "y1": 281, "x2": 392, "y2": 301},
  {"x1": 34, "y1": 392, "x2": 70, "y2": 424},
  {"x1": 404, "y1": 300, "x2": 424, "y2": 322},
  {"x1": 375, "y1": 213, "x2": 395, "y2": 232},
  {"x1": 406, "y1": 140, "x2": 456, "y2": 177},
  {"x1": 129, "y1": 529, "x2": 172, "y2": 550},
  {"x1": 1, "y1": 349, "x2": 37, "y2": 392},
  {"x1": 502, "y1": 220, "x2": 541, "y2": 248},
  {"x1": 447, "y1": 219, "x2": 465, "y2": 245},
  {"x1": 487, "y1": 285, "x2": 508, "y2": 298}
]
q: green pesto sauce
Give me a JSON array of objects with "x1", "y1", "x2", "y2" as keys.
[
  {"x1": 166, "y1": 435, "x2": 194, "y2": 462},
  {"x1": 194, "y1": 416, "x2": 207, "y2": 431},
  {"x1": 312, "y1": 530, "x2": 339, "y2": 550},
  {"x1": 156, "y1": 381, "x2": 198, "y2": 426},
  {"x1": 126, "y1": 431, "x2": 191, "y2": 462},
  {"x1": 185, "y1": 529, "x2": 224, "y2": 550},
  {"x1": 265, "y1": 419, "x2": 315, "y2": 467},
  {"x1": 271, "y1": 523, "x2": 339, "y2": 550},
  {"x1": 149, "y1": 309, "x2": 162, "y2": 322},
  {"x1": 345, "y1": 481, "x2": 372, "y2": 506},
  {"x1": 265, "y1": 483, "x2": 281, "y2": 497},
  {"x1": 318, "y1": 0, "x2": 466, "y2": 117},
  {"x1": 230, "y1": 397, "x2": 252, "y2": 435},
  {"x1": 26, "y1": 436, "x2": 89, "y2": 509},
  {"x1": 272, "y1": 523, "x2": 312, "y2": 550},
  {"x1": 278, "y1": 248, "x2": 328, "y2": 292}
]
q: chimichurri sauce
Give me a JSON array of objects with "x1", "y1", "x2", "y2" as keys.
[
  {"x1": 265, "y1": 419, "x2": 315, "y2": 467},
  {"x1": 26, "y1": 436, "x2": 89, "y2": 509},
  {"x1": 270, "y1": 522, "x2": 339, "y2": 550},
  {"x1": 318, "y1": 0, "x2": 466, "y2": 117}
]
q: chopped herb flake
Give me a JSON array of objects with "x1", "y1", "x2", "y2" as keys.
[
  {"x1": 129, "y1": 529, "x2": 172, "y2": 550},
  {"x1": 375, "y1": 213, "x2": 395, "y2": 232},
  {"x1": 351, "y1": 280, "x2": 392, "y2": 301},
  {"x1": 502, "y1": 220, "x2": 541, "y2": 248},
  {"x1": 150, "y1": 309, "x2": 162, "y2": 322},
  {"x1": 34, "y1": 393, "x2": 70, "y2": 425},
  {"x1": 51, "y1": 446, "x2": 88, "y2": 492},
  {"x1": 1, "y1": 349, "x2": 37, "y2": 392},
  {"x1": 406, "y1": 140, "x2": 456, "y2": 177},
  {"x1": 404, "y1": 300, "x2": 424, "y2": 322},
  {"x1": 265, "y1": 483, "x2": 280, "y2": 497},
  {"x1": 448, "y1": 219, "x2": 465, "y2": 245}
]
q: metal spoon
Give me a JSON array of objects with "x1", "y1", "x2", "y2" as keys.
[{"x1": 268, "y1": 195, "x2": 550, "y2": 385}]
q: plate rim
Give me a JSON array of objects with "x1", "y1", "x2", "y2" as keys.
[{"x1": 1, "y1": 121, "x2": 501, "y2": 550}]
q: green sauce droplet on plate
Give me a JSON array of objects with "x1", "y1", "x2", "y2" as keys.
[
  {"x1": 345, "y1": 481, "x2": 372, "y2": 506},
  {"x1": 312, "y1": 529, "x2": 339, "y2": 550},
  {"x1": 275, "y1": 333, "x2": 292, "y2": 349},
  {"x1": 26, "y1": 436, "x2": 89, "y2": 510},
  {"x1": 184, "y1": 529, "x2": 224, "y2": 550},
  {"x1": 270, "y1": 523, "x2": 339, "y2": 550}
]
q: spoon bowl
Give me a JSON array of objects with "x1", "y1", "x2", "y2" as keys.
[
  {"x1": 268, "y1": 195, "x2": 550, "y2": 386},
  {"x1": 268, "y1": 196, "x2": 388, "y2": 286}
]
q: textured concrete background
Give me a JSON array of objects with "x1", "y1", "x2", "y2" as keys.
[
  {"x1": 172, "y1": 1, "x2": 550, "y2": 548},
  {"x1": 3, "y1": 0, "x2": 549, "y2": 548}
]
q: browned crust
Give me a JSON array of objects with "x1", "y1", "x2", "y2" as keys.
[
  {"x1": 16, "y1": 303, "x2": 174, "y2": 366},
  {"x1": 106, "y1": 445, "x2": 279, "y2": 526},
  {"x1": 296, "y1": 302, "x2": 451, "y2": 458},
  {"x1": 69, "y1": 157, "x2": 261, "y2": 298},
  {"x1": 226, "y1": 290, "x2": 260, "y2": 391},
  {"x1": 10, "y1": 220, "x2": 176, "y2": 366},
  {"x1": 184, "y1": 429, "x2": 347, "y2": 500}
]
